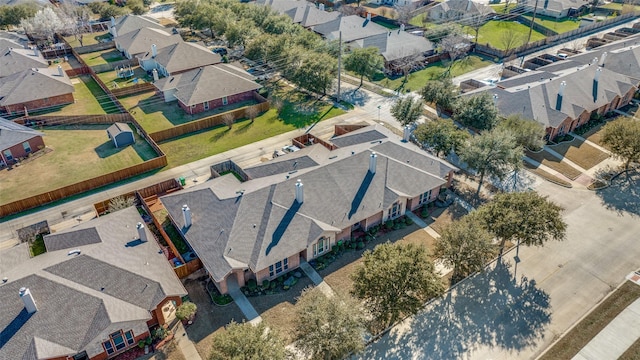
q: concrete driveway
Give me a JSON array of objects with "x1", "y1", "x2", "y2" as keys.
[{"x1": 356, "y1": 173, "x2": 640, "y2": 359}]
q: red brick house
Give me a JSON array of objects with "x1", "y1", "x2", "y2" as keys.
[
  {"x1": 153, "y1": 64, "x2": 262, "y2": 115},
  {"x1": 0, "y1": 207, "x2": 187, "y2": 360},
  {"x1": 0, "y1": 66, "x2": 74, "y2": 116},
  {"x1": 0, "y1": 116, "x2": 44, "y2": 166},
  {"x1": 161, "y1": 126, "x2": 456, "y2": 294}
]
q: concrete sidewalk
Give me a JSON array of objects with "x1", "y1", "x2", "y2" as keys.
[
  {"x1": 299, "y1": 260, "x2": 335, "y2": 298},
  {"x1": 573, "y1": 295, "x2": 640, "y2": 360},
  {"x1": 171, "y1": 321, "x2": 203, "y2": 360},
  {"x1": 226, "y1": 277, "x2": 262, "y2": 325}
]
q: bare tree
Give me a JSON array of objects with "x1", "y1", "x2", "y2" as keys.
[
  {"x1": 108, "y1": 195, "x2": 137, "y2": 213},
  {"x1": 440, "y1": 33, "x2": 470, "y2": 76},
  {"x1": 20, "y1": 7, "x2": 67, "y2": 40},
  {"x1": 394, "y1": 3, "x2": 414, "y2": 25},
  {"x1": 222, "y1": 113, "x2": 235, "y2": 129},
  {"x1": 245, "y1": 106, "x2": 260, "y2": 123},
  {"x1": 500, "y1": 28, "x2": 525, "y2": 54},
  {"x1": 467, "y1": 7, "x2": 493, "y2": 48}
]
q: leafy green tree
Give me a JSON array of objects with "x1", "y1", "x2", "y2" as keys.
[
  {"x1": 435, "y1": 213, "x2": 497, "y2": 283},
  {"x1": 454, "y1": 92, "x2": 499, "y2": 131},
  {"x1": 476, "y1": 191, "x2": 567, "y2": 252},
  {"x1": 294, "y1": 287, "x2": 366, "y2": 360},
  {"x1": 391, "y1": 96, "x2": 423, "y2": 126},
  {"x1": 344, "y1": 47, "x2": 384, "y2": 87},
  {"x1": 602, "y1": 117, "x2": 640, "y2": 173},
  {"x1": 126, "y1": 0, "x2": 146, "y2": 15},
  {"x1": 291, "y1": 51, "x2": 337, "y2": 96},
  {"x1": 413, "y1": 119, "x2": 469, "y2": 157},
  {"x1": 497, "y1": 114, "x2": 546, "y2": 151},
  {"x1": 351, "y1": 242, "x2": 444, "y2": 333},
  {"x1": 420, "y1": 78, "x2": 458, "y2": 115},
  {"x1": 460, "y1": 129, "x2": 522, "y2": 196},
  {"x1": 175, "y1": 301, "x2": 197, "y2": 321},
  {"x1": 0, "y1": 4, "x2": 38, "y2": 30},
  {"x1": 209, "y1": 321, "x2": 289, "y2": 360},
  {"x1": 88, "y1": 3, "x2": 129, "y2": 21}
]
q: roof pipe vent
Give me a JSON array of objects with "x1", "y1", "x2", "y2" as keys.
[
  {"x1": 599, "y1": 51, "x2": 607, "y2": 67},
  {"x1": 295, "y1": 179, "x2": 304, "y2": 204},
  {"x1": 556, "y1": 81, "x2": 566, "y2": 111},
  {"x1": 369, "y1": 152, "x2": 377, "y2": 174},
  {"x1": 137, "y1": 222, "x2": 148, "y2": 242}
]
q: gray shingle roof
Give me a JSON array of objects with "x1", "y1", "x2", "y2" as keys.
[
  {"x1": 106, "y1": 122, "x2": 132, "y2": 137},
  {"x1": 0, "y1": 47, "x2": 48, "y2": 78},
  {"x1": 430, "y1": 0, "x2": 495, "y2": 19},
  {"x1": 115, "y1": 27, "x2": 181, "y2": 57},
  {"x1": 330, "y1": 127, "x2": 387, "y2": 148},
  {"x1": 141, "y1": 41, "x2": 221, "y2": 74},
  {"x1": 0, "y1": 67, "x2": 74, "y2": 107},
  {"x1": 0, "y1": 117, "x2": 44, "y2": 152},
  {"x1": 113, "y1": 15, "x2": 165, "y2": 37},
  {"x1": 44, "y1": 228, "x2": 101, "y2": 252},
  {"x1": 313, "y1": 15, "x2": 388, "y2": 42},
  {"x1": 153, "y1": 64, "x2": 261, "y2": 106},
  {"x1": 162, "y1": 140, "x2": 455, "y2": 281},
  {"x1": 244, "y1": 156, "x2": 319, "y2": 179}
]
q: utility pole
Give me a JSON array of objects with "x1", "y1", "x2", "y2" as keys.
[
  {"x1": 337, "y1": 31, "x2": 342, "y2": 103},
  {"x1": 526, "y1": 0, "x2": 539, "y2": 45}
]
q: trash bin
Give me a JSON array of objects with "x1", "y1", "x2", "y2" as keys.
[{"x1": 179, "y1": 177, "x2": 186, "y2": 186}]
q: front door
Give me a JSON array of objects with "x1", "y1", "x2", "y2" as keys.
[{"x1": 162, "y1": 300, "x2": 177, "y2": 324}]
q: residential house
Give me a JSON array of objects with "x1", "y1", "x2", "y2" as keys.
[
  {"x1": 521, "y1": 0, "x2": 590, "y2": 19},
  {"x1": 161, "y1": 126, "x2": 456, "y2": 294},
  {"x1": 0, "y1": 207, "x2": 187, "y2": 360},
  {"x1": 427, "y1": 0, "x2": 495, "y2": 23},
  {"x1": 0, "y1": 116, "x2": 44, "y2": 166},
  {"x1": 153, "y1": 64, "x2": 262, "y2": 114},
  {"x1": 312, "y1": 15, "x2": 389, "y2": 42},
  {"x1": 0, "y1": 66, "x2": 74, "y2": 115},
  {"x1": 258, "y1": 0, "x2": 341, "y2": 28},
  {"x1": 114, "y1": 27, "x2": 182, "y2": 60},
  {"x1": 0, "y1": 45, "x2": 48, "y2": 78},
  {"x1": 106, "y1": 122, "x2": 135, "y2": 148},
  {"x1": 109, "y1": 14, "x2": 167, "y2": 38},
  {"x1": 139, "y1": 41, "x2": 222, "y2": 77},
  {"x1": 477, "y1": 63, "x2": 636, "y2": 139}
]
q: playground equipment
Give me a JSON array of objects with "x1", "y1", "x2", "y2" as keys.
[{"x1": 116, "y1": 65, "x2": 134, "y2": 79}]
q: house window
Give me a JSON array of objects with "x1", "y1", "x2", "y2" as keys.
[
  {"x1": 22, "y1": 142, "x2": 31, "y2": 153},
  {"x1": 269, "y1": 258, "x2": 290, "y2": 277},
  {"x1": 419, "y1": 190, "x2": 432, "y2": 205},
  {"x1": 222, "y1": 96, "x2": 228, "y2": 105},
  {"x1": 3, "y1": 149, "x2": 12, "y2": 161},
  {"x1": 102, "y1": 330, "x2": 132, "y2": 356},
  {"x1": 388, "y1": 201, "x2": 401, "y2": 219},
  {"x1": 125, "y1": 330, "x2": 135, "y2": 346},
  {"x1": 204, "y1": 101, "x2": 209, "y2": 110},
  {"x1": 314, "y1": 237, "x2": 328, "y2": 257}
]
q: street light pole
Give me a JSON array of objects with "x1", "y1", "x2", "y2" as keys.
[{"x1": 377, "y1": 105, "x2": 381, "y2": 121}]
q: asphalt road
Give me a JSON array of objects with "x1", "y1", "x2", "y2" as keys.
[{"x1": 355, "y1": 173, "x2": 640, "y2": 360}]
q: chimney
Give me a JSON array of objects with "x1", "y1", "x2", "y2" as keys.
[
  {"x1": 151, "y1": 44, "x2": 157, "y2": 58},
  {"x1": 467, "y1": 0, "x2": 473, "y2": 11},
  {"x1": 19, "y1": 287, "x2": 37, "y2": 314},
  {"x1": 556, "y1": 81, "x2": 566, "y2": 111},
  {"x1": 319, "y1": 3, "x2": 325, "y2": 11},
  {"x1": 599, "y1": 51, "x2": 607, "y2": 67},
  {"x1": 111, "y1": 26, "x2": 117, "y2": 38},
  {"x1": 110, "y1": 16, "x2": 116, "y2": 27},
  {"x1": 136, "y1": 222, "x2": 147, "y2": 242},
  {"x1": 182, "y1": 205, "x2": 192, "y2": 228},
  {"x1": 369, "y1": 152, "x2": 377, "y2": 173},
  {"x1": 594, "y1": 66, "x2": 602, "y2": 82},
  {"x1": 593, "y1": 67, "x2": 602, "y2": 102},
  {"x1": 57, "y1": 65, "x2": 63, "y2": 77},
  {"x1": 152, "y1": 68, "x2": 159, "y2": 81},
  {"x1": 367, "y1": 13, "x2": 371, "y2": 21},
  {"x1": 295, "y1": 179, "x2": 304, "y2": 204},
  {"x1": 402, "y1": 125, "x2": 411, "y2": 142},
  {"x1": 33, "y1": 47, "x2": 38, "y2": 57},
  {"x1": 400, "y1": 24, "x2": 405, "y2": 32},
  {"x1": 493, "y1": 93, "x2": 499, "y2": 106}
]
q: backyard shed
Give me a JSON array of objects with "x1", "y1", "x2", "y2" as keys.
[{"x1": 106, "y1": 122, "x2": 135, "y2": 148}]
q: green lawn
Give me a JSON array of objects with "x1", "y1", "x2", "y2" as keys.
[
  {"x1": 64, "y1": 31, "x2": 112, "y2": 48},
  {"x1": 489, "y1": 2, "x2": 518, "y2": 13},
  {"x1": 96, "y1": 66, "x2": 151, "y2": 88},
  {"x1": 160, "y1": 105, "x2": 345, "y2": 168},
  {"x1": 600, "y1": 2, "x2": 640, "y2": 10},
  {"x1": 120, "y1": 92, "x2": 260, "y2": 133},
  {"x1": 0, "y1": 124, "x2": 157, "y2": 205},
  {"x1": 375, "y1": 55, "x2": 493, "y2": 92},
  {"x1": 33, "y1": 75, "x2": 118, "y2": 116},
  {"x1": 523, "y1": 15, "x2": 580, "y2": 33},
  {"x1": 468, "y1": 20, "x2": 546, "y2": 50},
  {"x1": 79, "y1": 49, "x2": 125, "y2": 67}
]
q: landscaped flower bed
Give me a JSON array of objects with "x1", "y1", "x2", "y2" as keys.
[{"x1": 241, "y1": 271, "x2": 306, "y2": 296}]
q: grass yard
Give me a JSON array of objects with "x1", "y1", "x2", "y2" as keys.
[
  {"x1": 539, "y1": 281, "x2": 640, "y2": 360},
  {"x1": 523, "y1": 14, "x2": 580, "y2": 33},
  {"x1": 159, "y1": 105, "x2": 344, "y2": 168},
  {"x1": 96, "y1": 66, "x2": 150, "y2": 88},
  {"x1": 524, "y1": 161, "x2": 573, "y2": 187},
  {"x1": 34, "y1": 75, "x2": 117, "y2": 116},
  {"x1": 469, "y1": 20, "x2": 546, "y2": 50},
  {"x1": 620, "y1": 336, "x2": 640, "y2": 360},
  {"x1": 0, "y1": 125, "x2": 156, "y2": 205},
  {"x1": 489, "y1": 2, "x2": 518, "y2": 13},
  {"x1": 64, "y1": 31, "x2": 111, "y2": 48},
  {"x1": 600, "y1": 2, "x2": 640, "y2": 11},
  {"x1": 152, "y1": 208, "x2": 190, "y2": 255},
  {"x1": 79, "y1": 49, "x2": 125, "y2": 67},
  {"x1": 548, "y1": 138, "x2": 610, "y2": 170},
  {"x1": 525, "y1": 149, "x2": 582, "y2": 180},
  {"x1": 424, "y1": 203, "x2": 468, "y2": 235},
  {"x1": 582, "y1": 123, "x2": 607, "y2": 148},
  {"x1": 375, "y1": 55, "x2": 493, "y2": 92},
  {"x1": 120, "y1": 92, "x2": 259, "y2": 133}
]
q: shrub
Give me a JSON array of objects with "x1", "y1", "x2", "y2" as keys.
[
  {"x1": 247, "y1": 279, "x2": 257, "y2": 292},
  {"x1": 406, "y1": 217, "x2": 414, "y2": 225},
  {"x1": 145, "y1": 336, "x2": 153, "y2": 345},
  {"x1": 365, "y1": 235, "x2": 373, "y2": 242},
  {"x1": 153, "y1": 326, "x2": 170, "y2": 340},
  {"x1": 262, "y1": 280, "x2": 270, "y2": 289},
  {"x1": 138, "y1": 340, "x2": 145, "y2": 348},
  {"x1": 270, "y1": 281, "x2": 277, "y2": 290},
  {"x1": 385, "y1": 220, "x2": 394, "y2": 229},
  {"x1": 357, "y1": 241, "x2": 365, "y2": 249},
  {"x1": 175, "y1": 301, "x2": 197, "y2": 321}
]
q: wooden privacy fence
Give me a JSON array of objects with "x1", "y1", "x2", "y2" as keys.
[
  {"x1": 138, "y1": 178, "x2": 182, "y2": 199},
  {"x1": 111, "y1": 83, "x2": 156, "y2": 98},
  {"x1": 0, "y1": 156, "x2": 167, "y2": 217},
  {"x1": 73, "y1": 41, "x2": 115, "y2": 55},
  {"x1": 65, "y1": 67, "x2": 92, "y2": 77},
  {"x1": 91, "y1": 58, "x2": 139, "y2": 74},
  {"x1": 149, "y1": 97, "x2": 270, "y2": 143},
  {"x1": 174, "y1": 259, "x2": 203, "y2": 279},
  {"x1": 14, "y1": 113, "x2": 131, "y2": 126}
]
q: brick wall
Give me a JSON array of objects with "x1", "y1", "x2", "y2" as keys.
[
  {"x1": 2, "y1": 136, "x2": 45, "y2": 163},
  {"x1": 3, "y1": 93, "x2": 74, "y2": 114},
  {"x1": 177, "y1": 91, "x2": 255, "y2": 115}
]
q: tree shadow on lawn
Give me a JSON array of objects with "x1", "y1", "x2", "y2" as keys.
[
  {"x1": 94, "y1": 141, "x2": 124, "y2": 158},
  {"x1": 595, "y1": 169, "x2": 640, "y2": 216},
  {"x1": 341, "y1": 88, "x2": 371, "y2": 107},
  {"x1": 362, "y1": 259, "x2": 551, "y2": 359}
]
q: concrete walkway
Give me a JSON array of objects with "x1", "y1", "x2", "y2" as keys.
[
  {"x1": 171, "y1": 321, "x2": 203, "y2": 360},
  {"x1": 573, "y1": 296, "x2": 640, "y2": 360},
  {"x1": 299, "y1": 260, "x2": 335, "y2": 298},
  {"x1": 226, "y1": 277, "x2": 262, "y2": 325},
  {"x1": 405, "y1": 211, "x2": 440, "y2": 239}
]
